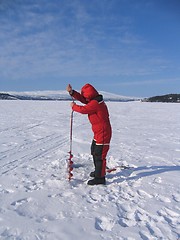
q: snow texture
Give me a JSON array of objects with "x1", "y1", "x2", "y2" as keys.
[{"x1": 0, "y1": 100, "x2": 180, "y2": 240}]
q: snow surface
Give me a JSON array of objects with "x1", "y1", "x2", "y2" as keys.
[{"x1": 0, "y1": 100, "x2": 180, "y2": 240}]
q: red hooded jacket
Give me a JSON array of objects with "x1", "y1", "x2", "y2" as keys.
[{"x1": 71, "y1": 84, "x2": 112, "y2": 145}]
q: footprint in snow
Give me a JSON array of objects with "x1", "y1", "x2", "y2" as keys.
[
  {"x1": 172, "y1": 193, "x2": 180, "y2": 202},
  {"x1": 24, "y1": 179, "x2": 45, "y2": 192},
  {"x1": 117, "y1": 204, "x2": 137, "y2": 227},
  {"x1": 154, "y1": 194, "x2": 171, "y2": 203},
  {"x1": 153, "y1": 176, "x2": 162, "y2": 184},
  {"x1": 95, "y1": 216, "x2": 115, "y2": 231},
  {"x1": 137, "y1": 189, "x2": 153, "y2": 199},
  {"x1": 157, "y1": 207, "x2": 180, "y2": 228},
  {"x1": 0, "y1": 187, "x2": 14, "y2": 194},
  {"x1": 11, "y1": 197, "x2": 32, "y2": 207}
]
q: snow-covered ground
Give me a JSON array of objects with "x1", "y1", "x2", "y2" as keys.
[{"x1": 0, "y1": 100, "x2": 180, "y2": 240}]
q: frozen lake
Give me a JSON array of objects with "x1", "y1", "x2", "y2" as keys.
[{"x1": 0, "y1": 100, "x2": 180, "y2": 240}]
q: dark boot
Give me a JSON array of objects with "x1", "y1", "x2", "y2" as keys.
[
  {"x1": 87, "y1": 177, "x2": 106, "y2": 185},
  {"x1": 90, "y1": 171, "x2": 95, "y2": 177}
]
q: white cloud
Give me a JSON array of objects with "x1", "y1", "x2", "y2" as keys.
[{"x1": 0, "y1": 0, "x2": 178, "y2": 83}]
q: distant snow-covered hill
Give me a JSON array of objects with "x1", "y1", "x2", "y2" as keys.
[
  {"x1": 99, "y1": 91, "x2": 139, "y2": 101},
  {"x1": 0, "y1": 90, "x2": 140, "y2": 102}
]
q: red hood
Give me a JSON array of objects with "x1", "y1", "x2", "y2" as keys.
[{"x1": 81, "y1": 84, "x2": 99, "y2": 100}]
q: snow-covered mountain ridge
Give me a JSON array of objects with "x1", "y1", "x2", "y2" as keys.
[{"x1": 0, "y1": 90, "x2": 140, "y2": 102}]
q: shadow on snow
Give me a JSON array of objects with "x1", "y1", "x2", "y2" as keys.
[{"x1": 106, "y1": 165, "x2": 180, "y2": 184}]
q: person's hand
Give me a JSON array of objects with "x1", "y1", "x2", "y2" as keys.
[
  {"x1": 66, "y1": 84, "x2": 72, "y2": 94},
  {"x1": 70, "y1": 102, "x2": 75, "y2": 108}
]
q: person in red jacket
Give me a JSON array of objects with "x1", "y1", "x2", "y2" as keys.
[{"x1": 66, "y1": 83, "x2": 112, "y2": 185}]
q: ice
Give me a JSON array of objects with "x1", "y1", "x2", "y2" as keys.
[{"x1": 0, "y1": 100, "x2": 180, "y2": 239}]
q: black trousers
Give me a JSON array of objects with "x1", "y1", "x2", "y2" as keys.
[{"x1": 91, "y1": 140, "x2": 109, "y2": 177}]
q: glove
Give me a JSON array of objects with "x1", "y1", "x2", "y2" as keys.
[
  {"x1": 66, "y1": 84, "x2": 73, "y2": 95},
  {"x1": 70, "y1": 102, "x2": 76, "y2": 108}
]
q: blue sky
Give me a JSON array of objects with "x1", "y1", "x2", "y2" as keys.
[{"x1": 0, "y1": 0, "x2": 179, "y2": 97}]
